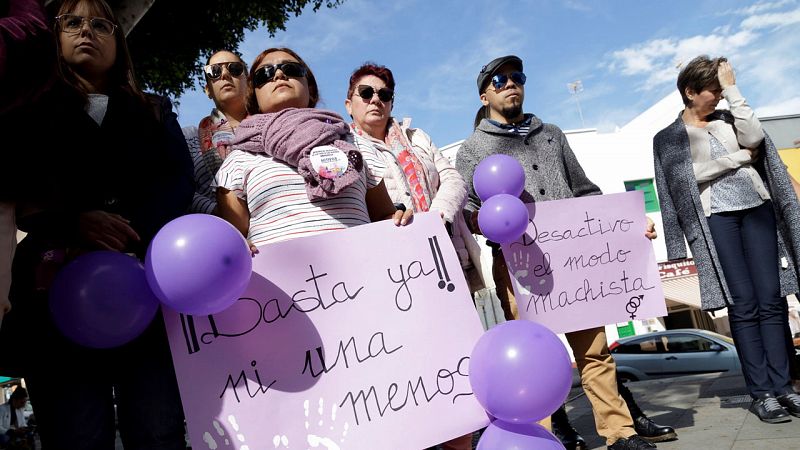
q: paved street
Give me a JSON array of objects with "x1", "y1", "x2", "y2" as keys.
[
  {"x1": 63, "y1": 372, "x2": 800, "y2": 449},
  {"x1": 567, "y1": 372, "x2": 800, "y2": 449}
]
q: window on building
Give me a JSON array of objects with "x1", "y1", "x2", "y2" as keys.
[{"x1": 624, "y1": 178, "x2": 660, "y2": 213}]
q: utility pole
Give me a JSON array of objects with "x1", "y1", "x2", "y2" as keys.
[{"x1": 567, "y1": 80, "x2": 585, "y2": 128}]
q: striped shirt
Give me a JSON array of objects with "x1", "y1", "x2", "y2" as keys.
[
  {"x1": 488, "y1": 114, "x2": 533, "y2": 137},
  {"x1": 215, "y1": 136, "x2": 385, "y2": 246},
  {"x1": 183, "y1": 126, "x2": 218, "y2": 215}
]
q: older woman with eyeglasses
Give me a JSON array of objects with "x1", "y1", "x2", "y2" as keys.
[
  {"x1": 215, "y1": 48, "x2": 410, "y2": 251},
  {"x1": 345, "y1": 62, "x2": 476, "y2": 450},
  {"x1": 184, "y1": 49, "x2": 248, "y2": 214},
  {"x1": 5, "y1": 0, "x2": 193, "y2": 447}
]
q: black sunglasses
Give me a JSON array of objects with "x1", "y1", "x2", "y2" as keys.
[
  {"x1": 491, "y1": 72, "x2": 527, "y2": 90},
  {"x1": 253, "y1": 62, "x2": 307, "y2": 88},
  {"x1": 204, "y1": 62, "x2": 245, "y2": 80},
  {"x1": 356, "y1": 85, "x2": 394, "y2": 102}
]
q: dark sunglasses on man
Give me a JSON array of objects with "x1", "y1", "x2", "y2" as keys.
[
  {"x1": 356, "y1": 85, "x2": 394, "y2": 102},
  {"x1": 490, "y1": 72, "x2": 526, "y2": 90},
  {"x1": 56, "y1": 14, "x2": 116, "y2": 36},
  {"x1": 253, "y1": 62, "x2": 307, "y2": 88},
  {"x1": 204, "y1": 62, "x2": 246, "y2": 80}
]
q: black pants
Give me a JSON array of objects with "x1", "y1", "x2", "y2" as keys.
[
  {"x1": 25, "y1": 318, "x2": 186, "y2": 450},
  {"x1": 708, "y1": 201, "x2": 792, "y2": 398},
  {"x1": 8, "y1": 238, "x2": 186, "y2": 450}
]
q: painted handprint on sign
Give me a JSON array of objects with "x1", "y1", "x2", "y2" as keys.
[
  {"x1": 304, "y1": 398, "x2": 349, "y2": 449},
  {"x1": 201, "y1": 415, "x2": 250, "y2": 449}
]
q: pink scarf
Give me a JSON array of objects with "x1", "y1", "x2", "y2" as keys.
[
  {"x1": 233, "y1": 108, "x2": 363, "y2": 200},
  {"x1": 352, "y1": 120, "x2": 431, "y2": 212}
]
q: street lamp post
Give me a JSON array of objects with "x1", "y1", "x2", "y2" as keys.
[{"x1": 567, "y1": 80, "x2": 586, "y2": 128}]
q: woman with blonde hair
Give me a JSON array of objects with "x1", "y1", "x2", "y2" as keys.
[{"x1": 186, "y1": 49, "x2": 249, "y2": 214}]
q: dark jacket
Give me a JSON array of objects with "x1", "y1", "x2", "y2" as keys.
[
  {"x1": 0, "y1": 82, "x2": 193, "y2": 376},
  {"x1": 16, "y1": 83, "x2": 194, "y2": 255},
  {"x1": 0, "y1": 0, "x2": 55, "y2": 115},
  {"x1": 653, "y1": 110, "x2": 800, "y2": 311}
]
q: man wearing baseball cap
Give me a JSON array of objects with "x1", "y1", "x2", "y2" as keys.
[{"x1": 456, "y1": 55, "x2": 660, "y2": 450}]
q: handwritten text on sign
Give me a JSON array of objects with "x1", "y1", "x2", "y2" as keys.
[
  {"x1": 501, "y1": 191, "x2": 667, "y2": 334},
  {"x1": 163, "y1": 213, "x2": 488, "y2": 450}
]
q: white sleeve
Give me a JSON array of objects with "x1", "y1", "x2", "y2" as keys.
[
  {"x1": 723, "y1": 85, "x2": 764, "y2": 149},
  {"x1": 214, "y1": 151, "x2": 248, "y2": 201},
  {"x1": 692, "y1": 149, "x2": 753, "y2": 183}
]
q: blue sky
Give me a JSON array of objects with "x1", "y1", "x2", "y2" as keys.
[{"x1": 174, "y1": 0, "x2": 800, "y2": 147}]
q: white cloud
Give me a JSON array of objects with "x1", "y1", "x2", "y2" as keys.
[
  {"x1": 605, "y1": 1, "x2": 799, "y2": 93},
  {"x1": 607, "y1": 30, "x2": 756, "y2": 90},
  {"x1": 594, "y1": 0, "x2": 800, "y2": 131},
  {"x1": 725, "y1": 0, "x2": 795, "y2": 16},
  {"x1": 563, "y1": 0, "x2": 592, "y2": 13},
  {"x1": 741, "y1": 7, "x2": 800, "y2": 30},
  {"x1": 756, "y1": 96, "x2": 800, "y2": 116}
]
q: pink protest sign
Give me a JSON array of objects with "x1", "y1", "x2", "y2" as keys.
[
  {"x1": 163, "y1": 213, "x2": 489, "y2": 450},
  {"x1": 500, "y1": 191, "x2": 667, "y2": 334}
]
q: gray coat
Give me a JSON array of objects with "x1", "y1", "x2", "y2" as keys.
[
  {"x1": 653, "y1": 111, "x2": 800, "y2": 311},
  {"x1": 456, "y1": 115, "x2": 601, "y2": 218}
]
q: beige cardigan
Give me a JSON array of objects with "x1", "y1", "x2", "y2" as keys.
[{"x1": 687, "y1": 85, "x2": 769, "y2": 216}]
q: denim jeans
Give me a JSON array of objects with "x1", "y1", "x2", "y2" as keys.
[{"x1": 708, "y1": 201, "x2": 792, "y2": 398}]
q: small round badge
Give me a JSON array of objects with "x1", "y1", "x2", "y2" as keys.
[{"x1": 310, "y1": 145, "x2": 349, "y2": 179}]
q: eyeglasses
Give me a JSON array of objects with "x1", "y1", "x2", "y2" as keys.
[
  {"x1": 204, "y1": 62, "x2": 246, "y2": 80},
  {"x1": 56, "y1": 14, "x2": 116, "y2": 37},
  {"x1": 490, "y1": 72, "x2": 527, "y2": 90},
  {"x1": 356, "y1": 85, "x2": 394, "y2": 102},
  {"x1": 253, "y1": 62, "x2": 307, "y2": 88}
]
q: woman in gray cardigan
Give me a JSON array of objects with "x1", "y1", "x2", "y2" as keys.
[{"x1": 654, "y1": 56, "x2": 800, "y2": 424}]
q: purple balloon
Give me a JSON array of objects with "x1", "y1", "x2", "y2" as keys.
[
  {"x1": 470, "y1": 321, "x2": 572, "y2": 423},
  {"x1": 145, "y1": 214, "x2": 252, "y2": 315},
  {"x1": 478, "y1": 194, "x2": 530, "y2": 244},
  {"x1": 473, "y1": 154, "x2": 526, "y2": 201},
  {"x1": 477, "y1": 421, "x2": 564, "y2": 450},
  {"x1": 49, "y1": 251, "x2": 160, "y2": 349}
]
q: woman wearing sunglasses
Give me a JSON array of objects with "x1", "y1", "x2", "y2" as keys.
[
  {"x1": 344, "y1": 63, "x2": 476, "y2": 450},
  {"x1": 185, "y1": 50, "x2": 248, "y2": 214},
  {"x1": 7, "y1": 0, "x2": 193, "y2": 447},
  {"x1": 216, "y1": 48, "x2": 410, "y2": 250}
]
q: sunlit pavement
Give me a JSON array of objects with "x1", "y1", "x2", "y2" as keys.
[
  {"x1": 567, "y1": 372, "x2": 800, "y2": 449},
  {"x1": 34, "y1": 372, "x2": 797, "y2": 449}
]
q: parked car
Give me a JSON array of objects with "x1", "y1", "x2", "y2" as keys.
[{"x1": 609, "y1": 329, "x2": 742, "y2": 382}]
